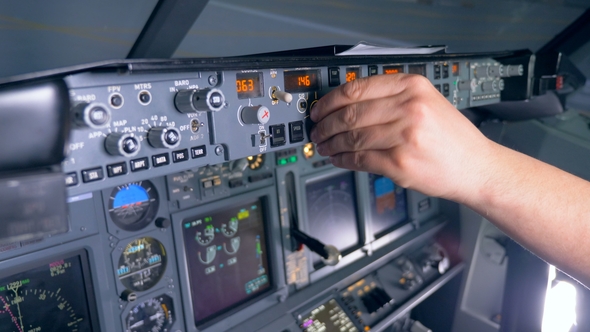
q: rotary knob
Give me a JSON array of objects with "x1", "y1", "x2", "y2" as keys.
[
  {"x1": 105, "y1": 133, "x2": 140, "y2": 157},
  {"x1": 240, "y1": 105, "x2": 270, "y2": 125},
  {"x1": 72, "y1": 102, "x2": 111, "y2": 129},
  {"x1": 474, "y1": 66, "x2": 489, "y2": 79},
  {"x1": 174, "y1": 88, "x2": 225, "y2": 113},
  {"x1": 147, "y1": 126, "x2": 181, "y2": 149}
]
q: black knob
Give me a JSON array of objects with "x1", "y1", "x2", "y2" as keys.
[
  {"x1": 120, "y1": 289, "x2": 137, "y2": 302},
  {"x1": 147, "y1": 127, "x2": 181, "y2": 149},
  {"x1": 72, "y1": 102, "x2": 111, "y2": 129},
  {"x1": 105, "y1": 133, "x2": 140, "y2": 157},
  {"x1": 175, "y1": 88, "x2": 225, "y2": 113},
  {"x1": 155, "y1": 217, "x2": 171, "y2": 229}
]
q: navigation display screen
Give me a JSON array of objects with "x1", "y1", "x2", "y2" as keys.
[
  {"x1": 0, "y1": 251, "x2": 99, "y2": 331},
  {"x1": 369, "y1": 174, "x2": 408, "y2": 237},
  {"x1": 182, "y1": 198, "x2": 272, "y2": 326},
  {"x1": 306, "y1": 172, "x2": 360, "y2": 266}
]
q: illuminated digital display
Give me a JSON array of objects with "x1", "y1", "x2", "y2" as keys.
[
  {"x1": 284, "y1": 70, "x2": 320, "y2": 93},
  {"x1": 452, "y1": 62, "x2": 460, "y2": 76},
  {"x1": 236, "y1": 72, "x2": 264, "y2": 99},
  {"x1": 0, "y1": 251, "x2": 99, "y2": 331},
  {"x1": 183, "y1": 198, "x2": 271, "y2": 326},
  {"x1": 408, "y1": 64, "x2": 427, "y2": 76},
  {"x1": 345, "y1": 67, "x2": 361, "y2": 82},
  {"x1": 306, "y1": 171, "x2": 360, "y2": 267},
  {"x1": 383, "y1": 65, "x2": 404, "y2": 75},
  {"x1": 369, "y1": 174, "x2": 408, "y2": 238}
]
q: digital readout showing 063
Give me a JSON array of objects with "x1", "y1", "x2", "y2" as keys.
[
  {"x1": 236, "y1": 72, "x2": 264, "y2": 99},
  {"x1": 284, "y1": 70, "x2": 320, "y2": 93}
]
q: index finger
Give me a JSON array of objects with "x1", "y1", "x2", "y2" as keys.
[{"x1": 310, "y1": 73, "x2": 413, "y2": 122}]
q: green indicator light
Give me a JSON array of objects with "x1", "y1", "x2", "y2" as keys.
[
  {"x1": 279, "y1": 158, "x2": 287, "y2": 165},
  {"x1": 205, "y1": 217, "x2": 212, "y2": 223},
  {"x1": 289, "y1": 156, "x2": 297, "y2": 163}
]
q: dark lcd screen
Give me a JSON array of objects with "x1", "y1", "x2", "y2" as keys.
[
  {"x1": 0, "y1": 251, "x2": 99, "y2": 332},
  {"x1": 306, "y1": 172, "x2": 360, "y2": 266},
  {"x1": 236, "y1": 72, "x2": 264, "y2": 99},
  {"x1": 284, "y1": 70, "x2": 320, "y2": 93},
  {"x1": 369, "y1": 174, "x2": 408, "y2": 237},
  {"x1": 182, "y1": 198, "x2": 272, "y2": 326},
  {"x1": 408, "y1": 64, "x2": 426, "y2": 76}
]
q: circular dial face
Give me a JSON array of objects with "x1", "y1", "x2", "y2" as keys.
[
  {"x1": 195, "y1": 224, "x2": 215, "y2": 246},
  {"x1": 117, "y1": 237, "x2": 167, "y2": 292},
  {"x1": 126, "y1": 294, "x2": 174, "y2": 332},
  {"x1": 108, "y1": 181, "x2": 159, "y2": 231},
  {"x1": 221, "y1": 218, "x2": 238, "y2": 237}
]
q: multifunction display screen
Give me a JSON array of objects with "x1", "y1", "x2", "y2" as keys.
[
  {"x1": 182, "y1": 198, "x2": 271, "y2": 326},
  {"x1": 0, "y1": 251, "x2": 98, "y2": 332},
  {"x1": 236, "y1": 72, "x2": 264, "y2": 99},
  {"x1": 284, "y1": 70, "x2": 320, "y2": 93},
  {"x1": 306, "y1": 171, "x2": 360, "y2": 266},
  {"x1": 369, "y1": 174, "x2": 408, "y2": 237}
]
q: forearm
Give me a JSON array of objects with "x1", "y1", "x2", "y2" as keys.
[{"x1": 459, "y1": 141, "x2": 590, "y2": 286}]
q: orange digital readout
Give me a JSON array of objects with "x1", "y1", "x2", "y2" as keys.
[
  {"x1": 452, "y1": 62, "x2": 460, "y2": 76},
  {"x1": 298, "y1": 75, "x2": 311, "y2": 86},
  {"x1": 383, "y1": 65, "x2": 404, "y2": 75},
  {"x1": 284, "y1": 70, "x2": 320, "y2": 93},
  {"x1": 236, "y1": 72, "x2": 263, "y2": 99},
  {"x1": 346, "y1": 67, "x2": 360, "y2": 82}
]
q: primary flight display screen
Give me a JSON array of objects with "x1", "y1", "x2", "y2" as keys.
[
  {"x1": 369, "y1": 174, "x2": 408, "y2": 237},
  {"x1": 182, "y1": 198, "x2": 272, "y2": 326},
  {"x1": 306, "y1": 172, "x2": 360, "y2": 266},
  {"x1": 284, "y1": 70, "x2": 321, "y2": 93},
  {"x1": 0, "y1": 251, "x2": 99, "y2": 332}
]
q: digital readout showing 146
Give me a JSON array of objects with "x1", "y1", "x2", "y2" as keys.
[
  {"x1": 284, "y1": 70, "x2": 320, "y2": 93},
  {"x1": 236, "y1": 72, "x2": 264, "y2": 99}
]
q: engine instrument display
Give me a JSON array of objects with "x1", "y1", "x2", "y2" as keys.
[
  {"x1": 108, "y1": 181, "x2": 159, "y2": 231},
  {"x1": 306, "y1": 172, "x2": 360, "y2": 266},
  {"x1": 0, "y1": 251, "x2": 99, "y2": 332},
  {"x1": 182, "y1": 197, "x2": 271, "y2": 326},
  {"x1": 125, "y1": 294, "x2": 175, "y2": 332},
  {"x1": 236, "y1": 72, "x2": 264, "y2": 99},
  {"x1": 117, "y1": 237, "x2": 168, "y2": 292},
  {"x1": 284, "y1": 70, "x2": 320, "y2": 93},
  {"x1": 368, "y1": 174, "x2": 408, "y2": 237}
]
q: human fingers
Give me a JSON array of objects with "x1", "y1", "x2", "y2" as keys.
[
  {"x1": 310, "y1": 94, "x2": 411, "y2": 145},
  {"x1": 310, "y1": 74, "x2": 417, "y2": 123},
  {"x1": 316, "y1": 122, "x2": 407, "y2": 156}
]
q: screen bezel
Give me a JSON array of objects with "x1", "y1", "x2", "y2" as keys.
[
  {"x1": 0, "y1": 248, "x2": 101, "y2": 332},
  {"x1": 171, "y1": 186, "x2": 282, "y2": 331}
]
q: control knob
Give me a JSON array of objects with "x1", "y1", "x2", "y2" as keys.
[
  {"x1": 500, "y1": 64, "x2": 524, "y2": 77},
  {"x1": 474, "y1": 66, "x2": 489, "y2": 79},
  {"x1": 105, "y1": 132, "x2": 140, "y2": 157},
  {"x1": 241, "y1": 105, "x2": 270, "y2": 125},
  {"x1": 147, "y1": 126, "x2": 181, "y2": 149},
  {"x1": 481, "y1": 79, "x2": 505, "y2": 92},
  {"x1": 72, "y1": 102, "x2": 111, "y2": 129},
  {"x1": 175, "y1": 88, "x2": 225, "y2": 113}
]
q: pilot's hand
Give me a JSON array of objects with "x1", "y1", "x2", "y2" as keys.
[{"x1": 310, "y1": 74, "x2": 496, "y2": 202}]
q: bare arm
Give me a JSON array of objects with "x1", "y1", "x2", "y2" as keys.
[{"x1": 310, "y1": 73, "x2": 590, "y2": 287}]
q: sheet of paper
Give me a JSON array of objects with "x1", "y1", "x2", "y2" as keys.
[{"x1": 336, "y1": 41, "x2": 446, "y2": 56}]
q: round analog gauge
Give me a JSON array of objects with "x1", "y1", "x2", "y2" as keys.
[
  {"x1": 108, "y1": 181, "x2": 159, "y2": 231},
  {"x1": 117, "y1": 237, "x2": 167, "y2": 292},
  {"x1": 247, "y1": 154, "x2": 265, "y2": 170},
  {"x1": 221, "y1": 217, "x2": 238, "y2": 237},
  {"x1": 126, "y1": 294, "x2": 175, "y2": 332},
  {"x1": 195, "y1": 223, "x2": 215, "y2": 246}
]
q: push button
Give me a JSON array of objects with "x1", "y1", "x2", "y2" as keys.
[
  {"x1": 172, "y1": 149, "x2": 189, "y2": 162},
  {"x1": 289, "y1": 121, "x2": 304, "y2": 143},
  {"x1": 191, "y1": 145, "x2": 207, "y2": 158},
  {"x1": 107, "y1": 162, "x2": 127, "y2": 177},
  {"x1": 65, "y1": 172, "x2": 78, "y2": 186},
  {"x1": 152, "y1": 153, "x2": 170, "y2": 167},
  {"x1": 328, "y1": 67, "x2": 340, "y2": 87},
  {"x1": 270, "y1": 124, "x2": 286, "y2": 147},
  {"x1": 368, "y1": 65, "x2": 378, "y2": 76},
  {"x1": 81, "y1": 167, "x2": 104, "y2": 183},
  {"x1": 130, "y1": 157, "x2": 149, "y2": 172}
]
